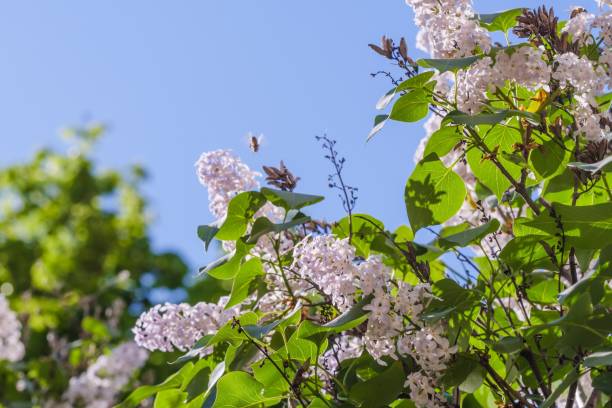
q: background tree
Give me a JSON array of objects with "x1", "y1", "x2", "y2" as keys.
[{"x1": 0, "y1": 125, "x2": 192, "y2": 406}]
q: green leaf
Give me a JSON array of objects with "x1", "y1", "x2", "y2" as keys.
[
  {"x1": 439, "y1": 219, "x2": 500, "y2": 248},
  {"x1": 568, "y1": 155, "x2": 612, "y2": 173},
  {"x1": 526, "y1": 280, "x2": 558, "y2": 305},
  {"x1": 417, "y1": 56, "x2": 480, "y2": 73},
  {"x1": 245, "y1": 215, "x2": 310, "y2": 244},
  {"x1": 226, "y1": 258, "x2": 264, "y2": 308},
  {"x1": 477, "y1": 8, "x2": 523, "y2": 33},
  {"x1": 333, "y1": 214, "x2": 385, "y2": 257},
  {"x1": 294, "y1": 297, "x2": 372, "y2": 339},
  {"x1": 349, "y1": 361, "x2": 405, "y2": 407},
  {"x1": 278, "y1": 336, "x2": 320, "y2": 363},
  {"x1": 260, "y1": 187, "x2": 324, "y2": 211},
  {"x1": 541, "y1": 369, "x2": 580, "y2": 408},
  {"x1": 170, "y1": 335, "x2": 215, "y2": 364},
  {"x1": 116, "y1": 362, "x2": 195, "y2": 408},
  {"x1": 207, "y1": 312, "x2": 259, "y2": 347},
  {"x1": 499, "y1": 236, "x2": 555, "y2": 272},
  {"x1": 204, "y1": 362, "x2": 226, "y2": 401},
  {"x1": 212, "y1": 371, "x2": 282, "y2": 408},
  {"x1": 154, "y1": 389, "x2": 186, "y2": 408},
  {"x1": 197, "y1": 225, "x2": 220, "y2": 251},
  {"x1": 394, "y1": 225, "x2": 414, "y2": 243},
  {"x1": 530, "y1": 139, "x2": 570, "y2": 180},
  {"x1": 522, "y1": 203, "x2": 612, "y2": 249},
  {"x1": 389, "y1": 89, "x2": 430, "y2": 123},
  {"x1": 243, "y1": 302, "x2": 303, "y2": 340},
  {"x1": 467, "y1": 135, "x2": 522, "y2": 201},
  {"x1": 308, "y1": 398, "x2": 331, "y2": 408},
  {"x1": 420, "y1": 306, "x2": 456, "y2": 322},
  {"x1": 199, "y1": 253, "x2": 231, "y2": 276},
  {"x1": 445, "y1": 110, "x2": 538, "y2": 126},
  {"x1": 376, "y1": 89, "x2": 396, "y2": 110},
  {"x1": 558, "y1": 270, "x2": 598, "y2": 305},
  {"x1": 584, "y1": 350, "x2": 612, "y2": 367},
  {"x1": 389, "y1": 400, "x2": 416, "y2": 408},
  {"x1": 395, "y1": 71, "x2": 436, "y2": 92},
  {"x1": 423, "y1": 126, "x2": 462, "y2": 158},
  {"x1": 367, "y1": 114, "x2": 388, "y2": 141},
  {"x1": 462, "y1": 387, "x2": 497, "y2": 407},
  {"x1": 596, "y1": 91, "x2": 612, "y2": 110},
  {"x1": 492, "y1": 336, "x2": 523, "y2": 354},
  {"x1": 216, "y1": 192, "x2": 266, "y2": 240},
  {"x1": 466, "y1": 151, "x2": 511, "y2": 200},
  {"x1": 81, "y1": 316, "x2": 110, "y2": 341},
  {"x1": 593, "y1": 372, "x2": 612, "y2": 395},
  {"x1": 440, "y1": 354, "x2": 483, "y2": 393},
  {"x1": 431, "y1": 279, "x2": 478, "y2": 312},
  {"x1": 543, "y1": 169, "x2": 611, "y2": 205},
  {"x1": 322, "y1": 296, "x2": 372, "y2": 331},
  {"x1": 205, "y1": 240, "x2": 252, "y2": 280},
  {"x1": 405, "y1": 153, "x2": 466, "y2": 231}
]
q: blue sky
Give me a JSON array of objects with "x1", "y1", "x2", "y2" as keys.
[{"x1": 0, "y1": 0, "x2": 591, "y2": 271}]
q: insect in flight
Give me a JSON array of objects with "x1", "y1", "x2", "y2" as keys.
[{"x1": 247, "y1": 132, "x2": 264, "y2": 153}]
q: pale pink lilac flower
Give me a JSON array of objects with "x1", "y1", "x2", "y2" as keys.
[
  {"x1": 133, "y1": 297, "x2": 238, "y2": 353},
  {"x1": 405, "y1": 371, "x2": 447, "y2": 408},
  {"x1": 563, "y1": 10, "x2": 596, "y2": 44},
  {"x1": 406, "y1": 0, "x2": 491, "y2": 58},
  {"x1": 195, "y1": 149, "x2": 260, "y2": 219},
  {"x1": 0, "y1": 294, "x2": 25, "y2": 362},
  {"x1": 57, "y1": 342, "x2": 148, "y2": 408},
  {"x1": 319, "y1": 335, "x2": 364, "y2": 375},
  {"x1": 291, "y1": 235, "x2": 357, "y2": 311}
]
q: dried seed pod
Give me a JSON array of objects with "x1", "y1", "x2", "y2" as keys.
[
  {"x1": 368, "y1": 43, "x2": 388, "y2": 57},
  {"x1": 381, "y1": 36, "x2": 393, "y2": 58},
  {"x1": 262, "y1": 160, "x2": 301, "y2": 191},
  {"x1": 399, "y1": 37, "x2": 408, "y2": 61}
]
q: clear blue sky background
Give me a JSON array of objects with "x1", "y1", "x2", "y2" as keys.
[{"x1": 0, "y1": 0, "x2": 590, "y2": 273}]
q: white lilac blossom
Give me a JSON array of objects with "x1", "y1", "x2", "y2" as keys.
[
  {"x1": 563, "y1": 10, "x2": 596, "y2": 44},
  {"x1": 456, "y1": 48, "x2": 551, "y2": 116},
  {"x1": 593, "y1": 11, "x2": 612, "y2": 46},
  {"x1": 394, "y1": 283, "x2": 433, "y2": 321},
  {"x1": 600, "y1": 48, "x2": 612, "y2": 88},
  {"x1": 133, "y1": 297, "x2": 237, "y2": 353},
  {"x1": 360, "y1": 279, "x2": 456, "y2": 405},
  {"x1": 195, "y1": 149, "x2": 289, "y2": 254},
  {"x1": 58, "y1": 342, "x2": 148, "y2": 408},
  {"x1": 553, "y1": 53, "x2": 606, "y2": 98},
  {"x1": 456, "y1": 57, "x2": 498, "y2": 115},
  {"x1": 495, "y1": 47, "x2": 551, "y2": 91},
  {"x1": 405, "y1": 371, "x2": 446, "y2": 408},
  {"x1": 0, "y1": 294, "x2": 25, "y2": 362},
  {"x1": 405, "y1": 325, "x2": 457, "y2": 374},
  {"x1": 319, "y1": 335, "x2": 364, "y2": 375},
  {"x1": 406, "y1": 0, "x2": 491, "y2": 58},
  {"x1": 291, "y1": 235, "x2": 357, "y2": 311},
  {"x1": 195, "y1": 149, "x2": 260, "y2": 219},
  {"x1": 553, "y1": 53, "x2": 610, "y2": 140}
]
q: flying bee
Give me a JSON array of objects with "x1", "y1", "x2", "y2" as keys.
[{"x1": 247, "y1": 132, "x2": 264, "y2": 153}]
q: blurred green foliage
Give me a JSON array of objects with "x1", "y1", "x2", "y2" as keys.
[{"x1": 0, "y1": 124, "x2": 189, "y2": 405}]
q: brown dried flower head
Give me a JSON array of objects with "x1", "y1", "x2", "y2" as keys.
[
  {"x1": 262, "y1": 161, "x2": 300, "y2": 191},
  {"x1": 514, "y1": 7, "x2": 558, "y2": 39}
]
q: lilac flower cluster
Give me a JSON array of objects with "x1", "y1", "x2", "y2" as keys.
[
  {"x1": 195, "y1": 149, "x2": 260, "y2": 218},
  {"x1": 133, "y1": 297, "x2": 238, "y2": 354},
  {"x1": 405, "y1": 0, "x2": 491, "y2": 58},
  {"x1": 49, "y1": 342, "x2": 148, "y2": 408},
  {"x1": 291, "y1": 235, "x2": 358, "y2": 311},
  {"x1": 0, "y1": 295, "x2": 25, "y2": 363}
]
